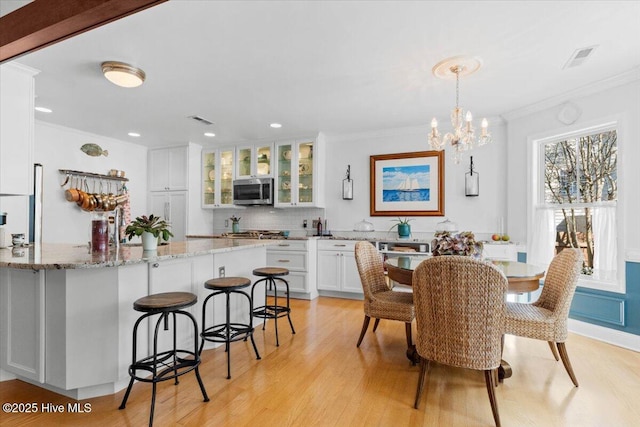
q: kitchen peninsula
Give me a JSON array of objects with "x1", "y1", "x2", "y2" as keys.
[{"x1": 0, "y1": 239, "x2": 271, "y2": 399}]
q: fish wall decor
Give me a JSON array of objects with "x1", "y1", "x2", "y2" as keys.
[{"x1": 81, "y1": 143, "x2": 109, "y2": 157}]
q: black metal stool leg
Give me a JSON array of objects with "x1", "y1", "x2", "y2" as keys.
[
  {"x1": 185, "y1": 310, "x2": 209, "y2": 402},
  {"x1": 119, "y1": 312, "x2": 147, "y2": 410},
  {"x1": 170, "y1": 312, "x2": 179, "y2": 385},
  {"x1": 149, "y1": 382, "x2": 157, "y2": 427},
  {"x1": 272, "y1": 277, "x2": 280, "y2": 346},
  {"x1": 118, "y1": 377, "x2": 135, "y2": 410},
  {"x1": 225, "y1": 290, "x2": 232, "y2": 379},
  {"x1": 278, "y1": 277, "x2": 296, "y2": 334}
]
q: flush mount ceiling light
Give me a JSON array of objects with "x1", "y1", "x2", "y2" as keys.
[
  {"x1": 429, "y1": 56, "x2": 491, "y2": 164},
  {"x1": 35, "y1": 106, "x2": 52, "y2": 113},
  {"x1": 101, "y1": 61, "x2": 146, "y2": 88},
  {"x1": 127, "y1": 132, "x2": 140, "y2": 137},
  {"x1": 270, "y1": 123, "x2": 282, "y2": 128},
  {"x1": 204, "y1": 132, "x2": 216, "y2": 137}
]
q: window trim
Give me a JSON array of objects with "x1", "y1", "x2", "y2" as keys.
[{"x1": 528, "y1": 118, "x2": 626, "y2": 294}]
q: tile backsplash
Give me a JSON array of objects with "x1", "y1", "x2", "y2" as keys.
[{"x1": 211, "y1": 206, "x2": 325, "y2": 236}]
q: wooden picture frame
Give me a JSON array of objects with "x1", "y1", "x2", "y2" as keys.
[{"x1": 369, "y1": 150, "x2": 444, "y2": 216}]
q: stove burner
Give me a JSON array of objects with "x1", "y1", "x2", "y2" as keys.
[{"x1": 222, "y1": 230, "x2": 285, "y2": 239}]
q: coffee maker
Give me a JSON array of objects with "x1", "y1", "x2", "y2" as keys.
[{"x1": 0, "y1": 211, "x2": 7, "y2": 248}]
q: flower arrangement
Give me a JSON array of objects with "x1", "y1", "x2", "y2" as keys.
[
  {"x1": 229, "y1": 215, "x2": 241, "y2": 224},
  {"x1": 431, "y1": 231, "x2": 483, "y2": 257}
]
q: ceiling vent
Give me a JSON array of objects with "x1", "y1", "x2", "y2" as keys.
[
  {"x1": 187, "y1": 115, "x2": 214, "y2": 126},
  {"x1": 563, "y1": 45, "x2": 598, "y2": 69}
]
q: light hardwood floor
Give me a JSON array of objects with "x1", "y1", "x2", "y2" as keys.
[{"x1": 1, "y1": 297, "x2": 639, "y2": 426}]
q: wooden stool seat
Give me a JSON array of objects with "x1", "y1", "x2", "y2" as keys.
[
  {"x1": 205, "y1": 276, "x2": 251, "y2": 291},
  {"x1": 253, "y1": 267, "x2": 290, "y2": 277},
  {"x1": 133, "y1": 291, "x2": 196, "y2": 312}
]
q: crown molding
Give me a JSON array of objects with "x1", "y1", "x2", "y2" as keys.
[{"x1": 501, "y1": 67, "x2": 640, "y2": 122}]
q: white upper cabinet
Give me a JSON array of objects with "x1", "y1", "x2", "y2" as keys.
[
  {"x1": 235, "y1": 143, "x2": 273, "y2": 179},
  {"x1": 202, "y1": 147, "x2": 235, "y2": 209},
  {"x1": 274, "y1": 134, "x2": 324, "y2": 208},
  {"x1": 0, "y1": 62, "x2": 38, "y2": 195},
  {"x1": 148, "y1": 146, "x2": 188, "y2": 191}
]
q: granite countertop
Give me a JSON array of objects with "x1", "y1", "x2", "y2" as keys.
[{"x1": 0, "y1": 239, "x2": 275, "y2": 270}]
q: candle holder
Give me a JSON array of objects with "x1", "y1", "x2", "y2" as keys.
[
  {"x1": 342, "y1": 165, "x2": 353, "y2": 200},
  {"x1": 465, "y1": 156, "x2": 479, "y2": 197}
]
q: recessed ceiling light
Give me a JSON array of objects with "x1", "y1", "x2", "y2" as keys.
[
  {"x1": 35, "y1": 106, "x2": 52, "y2": 113},
  {"x1": 102, "y1": 61, "x2": 146, "y2": 88},
  {"x1": 270, "y1": 123, "x2": 282, "y2": 128},
  {"x1": 204, "y1": 132, "x2": 216, "y2": 137},
  {"x1": 128, "y1": 132, "x2": 141, "y2": 137}
]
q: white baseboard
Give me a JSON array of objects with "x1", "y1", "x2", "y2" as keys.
[
  {"x1": 1, "y1": 368, "x2": 17, "y2": 382},
  {"x1": 569, "y1": 319, "x2": 640, "y2": 352}
]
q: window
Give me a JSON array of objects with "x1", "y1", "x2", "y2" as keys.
[{"x1": 531, "y1": 122, "x2": 621, "y2": 291}]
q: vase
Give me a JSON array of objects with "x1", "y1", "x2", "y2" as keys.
[
  {"x1": 398, "y1": 223, "x2": 411, "y2": 238},
  {"x1": 141, "y1": 231, "x2": 158, "y2": 251},
  {"x1": 232, "y1": 222, "x2": 240, "y2": 233}
]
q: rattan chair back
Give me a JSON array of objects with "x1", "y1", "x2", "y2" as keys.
[
  {"x1": 355, "y1": 241, "x2": 392, "y2": 299},
  {"x1": 412, "y1": 255, "x2": 508, "y2": 370}
]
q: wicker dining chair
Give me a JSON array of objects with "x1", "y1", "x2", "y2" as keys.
[
  {"x1": 354, "y1": 241, "x2": 415, "y2": 350},
  {"x1": 412, "y1": 256, "x2": 507, "y2": 427},
  {"x1": 503, "y1": 248, "x2": 583, "y2": 387}
]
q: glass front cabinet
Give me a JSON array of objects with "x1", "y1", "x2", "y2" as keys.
[
  {"x1": 235, "y1": 143, "x2": 273, "y2": 179},
  {"x1": 202, "y1": 148, "x2": 235, "y2": 208},
  {"x1": 275, "y1": 136, "x2": 324, "y2": 207}
]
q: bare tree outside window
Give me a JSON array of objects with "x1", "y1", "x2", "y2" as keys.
[{"x1": 543, "y1": 130, "x2": 617, "y2": 273}]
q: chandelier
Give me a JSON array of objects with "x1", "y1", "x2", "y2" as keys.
[{"x1": 429, "y1": 57, "x2": 491, "y2": 163}]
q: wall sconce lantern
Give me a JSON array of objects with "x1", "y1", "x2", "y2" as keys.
[
  {"x1": 465, "y1": 156, "x2": 479, "y2": 197},
  {"x1": 342, "y1": 165, "x2": 353, "y2": 200}
]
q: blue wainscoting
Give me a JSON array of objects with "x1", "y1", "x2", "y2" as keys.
[{"x1": 569, "y1": 261, "x2": 640, "y2": 336}]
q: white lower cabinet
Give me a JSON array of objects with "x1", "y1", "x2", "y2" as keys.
[
  {"x1": 0, "y1": 269, "x2": 45, "y2": 382},
  {"x1": 317, "y1": 240, "x2": 362, "y2": 297},
  {"x1": 266, "y1": 239, "x2": 317, "y2": 300}
]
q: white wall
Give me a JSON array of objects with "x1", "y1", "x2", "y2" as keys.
[
  {"x1": 505, "y1": 78, "x2": 640, "y2": 258},
  {"x1": 322, "y1": 122, "x2": 508, "y2": 239},
  {"x1": 34, "y1": 121, "x2": 148, "y2": 244}
]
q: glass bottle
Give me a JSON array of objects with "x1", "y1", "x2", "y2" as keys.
[{"x1": 91, "y1": 212, "x2": 109, "y2": 253}]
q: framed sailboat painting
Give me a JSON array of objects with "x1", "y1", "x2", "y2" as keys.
[{"x1": 369, "y1": 151, "x2": 444, "y2": 216}]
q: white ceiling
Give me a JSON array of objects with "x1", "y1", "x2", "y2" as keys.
[{"x1": 6, "y1": 1, "x2": 640, "y2": 148}]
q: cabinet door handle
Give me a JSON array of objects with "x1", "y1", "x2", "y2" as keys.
[
  {"x1": 278, "y1": 244, "x2": 290, "y2": 247},
  {"x1": 152, "y1": 263, "x2": 159, "y2": 268},
  {"x1": 277, "y1": 259, "x2": 290, "y2": 263},
  {"x1": 334, "y1": 244, "x2": 346, "y2": 247}
]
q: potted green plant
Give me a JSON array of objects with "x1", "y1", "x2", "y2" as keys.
[
  {"x1": 389, "y1": 217, "x2": 413, "y2": 238},
  {"x1": 125, "y1": 214, "x2": 173, "y2": 251}
]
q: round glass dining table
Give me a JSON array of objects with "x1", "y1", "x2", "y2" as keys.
[
  {"x1": 384, "y1": 255, "x2": 546, "y2": 380},
  {"x1": 385, "y1": 256, "x2": 546, "y2": 293}
]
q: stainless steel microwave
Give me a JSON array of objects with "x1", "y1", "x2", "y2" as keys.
[{"x1": 233, "y1": 178, "x2": 274, "y2": 205}]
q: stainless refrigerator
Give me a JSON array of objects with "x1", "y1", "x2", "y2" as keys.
[{"x1": 29, "y1": 163, "x2": 43, "y2": 245}]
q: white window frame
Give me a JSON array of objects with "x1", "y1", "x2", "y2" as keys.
[{"x1": 528, "y1": 118, "x2": 626, "y2": 294}]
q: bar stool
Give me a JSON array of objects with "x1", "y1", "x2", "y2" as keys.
[
  {"x1": 199, "y1": 276, "x2": 261, "y2": 379},
  {"x1": 119, "y1": 292, "x2": 209, "y2": 427},
  {"x1": 251, "y1": 267, "x2": 296, "y2": 346}
]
